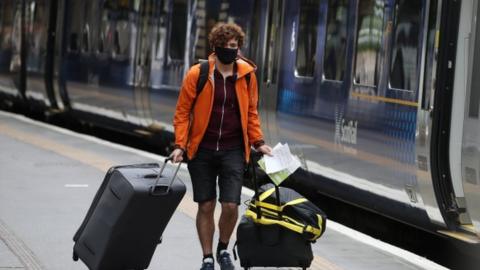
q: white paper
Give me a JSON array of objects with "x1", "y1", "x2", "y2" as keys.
[
  {"x1": 264, "y1": 143, "x2": 295, "y2": 174},
  {"x1": 287, "y1": 155, "x2": 301, "y2": 174}
]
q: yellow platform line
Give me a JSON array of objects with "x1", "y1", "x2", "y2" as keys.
[{"x1": 351, "y1": 92, "x2": 419, "y2": 107}]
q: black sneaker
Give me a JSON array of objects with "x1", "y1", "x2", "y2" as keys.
[
  {"x1": 200, "y1": 257, "x2": 215, "y2": 270},
  {"x1": 217, "y1": 250, "x2": 235, "y2": 270}
]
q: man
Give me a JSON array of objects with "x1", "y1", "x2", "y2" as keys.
[{"x1": 171, "y1": 22, "x2": 272, "y2": 270}]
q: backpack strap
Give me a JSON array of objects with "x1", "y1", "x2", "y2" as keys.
[
  {"x1": 196, "y1": 61, "x2": 209, "y2": 96},
  {"x1": 189, "y1": 61, "x2": 209, "y2": 113}
]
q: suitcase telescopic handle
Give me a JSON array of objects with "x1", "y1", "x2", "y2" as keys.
[
  {"x1": 250, "y1": 153, "x2": 282, "y2": 220},
  {"x1": 150, "y1": 157, "x2": 181, "y2": 196}
]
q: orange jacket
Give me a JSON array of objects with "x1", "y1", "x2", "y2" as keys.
[{"x1": 173, "y1": 54, "x2": 264, "y2": 162}]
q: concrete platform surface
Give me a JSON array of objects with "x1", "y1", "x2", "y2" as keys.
[{"x1": 0, "y1": 110, "x2": 448, "y2": 270}]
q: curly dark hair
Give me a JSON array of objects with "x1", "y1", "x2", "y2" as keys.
[{"x1": 208, "y1": 22, "x2": 245, "y2": 49}]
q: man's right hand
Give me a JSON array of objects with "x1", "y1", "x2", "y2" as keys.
[{"x1": 170, "y1": 148, "x2": 184, "y2": 163}]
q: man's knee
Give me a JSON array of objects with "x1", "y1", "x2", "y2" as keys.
[
  {"x1": 221, "y1": 202, "x2": 238, "y2": 215},
  {"x1": 198, "y1": 200, "x2": 216, "y2": 215}
]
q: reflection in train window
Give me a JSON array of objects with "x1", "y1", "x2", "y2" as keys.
[
  {"x1": 354, "y1": 0, "x2": 384, "y2": 86},
  {"x1": 67, "y1": 1, "x2": 86, "y2": 52},
  {"x1": 155, "y1": 1, "x2": 168, "y2": 60},
  {"x1": 99, "y1": 11, "x2": 111, "y2": 53},
  {"x1": 98, "y1": 1, "x2": 131, "y2": 59},
  {"x1": 193, "y1": 1, "x2": 256, "y2": 61},
  {"x1": 0, "y1": 1, "x2": 14, "y2": 50},
  {"x1": 169, "y1": 0, "x2": 187, "y2": 60},
  {"x1": 295, "y1": 0, "x2": 320, "y2": 78},
  {"x1": 194, "y1": 1, "x2": 222, "y2": 60},
  {"x1": 323, "y1": 0, "x2": 348, "y2": 81},
  {"x1": 114, "y1": 20, "x2": 130, "y2": 58},
  {"x1": 389, "y1": 0, "x2": 422, "y2": 91},
  {"x1": 469, "y1": 2, "x2": 480, "y2": 118},
  {"x1": 27, "y1": 0, "x2": 48, "y2": 71}
]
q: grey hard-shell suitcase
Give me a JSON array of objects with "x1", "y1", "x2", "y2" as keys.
[{"x1": 72, "y1": 158, "x2": 185, "y2": 270}]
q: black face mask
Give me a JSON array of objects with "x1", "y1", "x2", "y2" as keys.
[{"x1": 215, "y1": 46, "x2": 238, "y2": 64}]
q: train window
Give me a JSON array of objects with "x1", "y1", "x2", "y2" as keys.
[
  {"x1": 389, "y1": 0, "x2": 422, "y2": 91},
  {"x1": 295, "y1": 0, "x2": 320, "y2": 78},
  {"x1": 354, "y1": 0, "x2": 385, "y2": 86},
  {"x1": 168, "y1": 0, "x2": 187, "y2": 60},
  {"x1": 323, "y1": 0, "x2": 348, "y2": 81}
]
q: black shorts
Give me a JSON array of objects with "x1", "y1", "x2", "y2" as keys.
[{"x1": 187, "y1": 148, "x2": 244, "y2": 204}]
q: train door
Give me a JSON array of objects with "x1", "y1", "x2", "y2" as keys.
[
  {"x1": 256, "y1": 0, "x2": 284, "y2": 141},
  {"x1": 420, "y1": 0, "x2": 480, "y2": 240},
  {"x1": 24, "y1": 0, "x2": 58, "y2": 109},
  {"x1": 0, "y1": 0, "x2": 24, "y2": 100},
  {"x1": 455, "y1": 0, "x2": 480, "y2": 237}
]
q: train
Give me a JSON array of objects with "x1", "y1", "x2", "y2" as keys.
[{"x1": 1, "y1": 0, "x2": 480, "y2": 246}]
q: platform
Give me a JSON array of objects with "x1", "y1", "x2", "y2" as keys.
[{"x1": 0, "y1": 110, "x2": 448, "y2": 270}]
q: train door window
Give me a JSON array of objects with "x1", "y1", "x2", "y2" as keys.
[
  {"x1": 323, "y1": 0, "x2": 348, "y2": 81},
  {"x1": 354, "y1": 0, "x2": 385, "y2": 86},
  {"x1": 389, "y1": 0, "x2": 422, "y2": 91},
  {"x1": 168, "y1": 0, "x2": 187, "y2": 60},
  {"x1": 295, "y1": 0, "x2": 320, "y2": 78}
]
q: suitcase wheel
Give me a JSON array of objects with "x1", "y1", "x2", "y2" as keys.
[{"x1": 72, "y1": 251, "x2": 79, "y2": 261}]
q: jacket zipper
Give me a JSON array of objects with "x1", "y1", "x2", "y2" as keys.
[{"x1": 216, "y1": 76, "x2": 227, "y2": 151}]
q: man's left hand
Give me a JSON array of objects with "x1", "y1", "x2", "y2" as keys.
[{"x1": 256, "y1": 144, "x2": 273, "y2": 156}]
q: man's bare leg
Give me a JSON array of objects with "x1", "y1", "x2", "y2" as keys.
[
  {"x1": 218, "y1": 202, "x2": 238, "y2": 246},
  {"x1": 197, "y1": 200, "x2": 216, "y2": 256}
]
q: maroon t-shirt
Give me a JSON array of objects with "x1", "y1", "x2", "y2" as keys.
[{"x1": 199, "y1": 68, "x2": 243, "y2": 151}]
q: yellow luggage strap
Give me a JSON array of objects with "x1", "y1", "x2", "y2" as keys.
[
  {"x1": 258, "y1": 188, "x2": 276, "y2": 201},
  {"x1": 254, "y1": 187, "x2": 308, "y2": 212},
  {"x1": 251, "y1": 198, "x2": 308, "y2": 213},
  {"x1": 245, "y1": 209, "x2": 322, "y2": 241}
]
